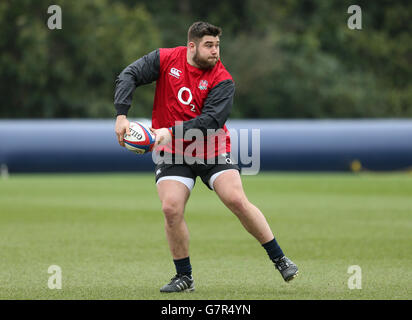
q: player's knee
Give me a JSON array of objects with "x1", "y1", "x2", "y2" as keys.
[
  {"x1": 225, "y1": 193, "x2": 249, "y2": 215},
  {"x1": 162, "y1": 200, "x2": 184, "y2": 226}
]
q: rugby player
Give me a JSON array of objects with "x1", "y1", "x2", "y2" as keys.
[{"x1": 114, "y1": 21, "x2": 298, "y2": 292}]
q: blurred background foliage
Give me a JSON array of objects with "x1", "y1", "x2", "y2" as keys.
[{"x1": 0, "y1": 0, "x2": 411, "y2": 119}]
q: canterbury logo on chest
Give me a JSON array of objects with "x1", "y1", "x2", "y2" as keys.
[{"x1": 169, "y1": 67, "x2": 182, "y2": 79}]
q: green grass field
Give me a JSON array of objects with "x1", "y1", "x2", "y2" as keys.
[{"x1": 0, "y1": 172, "x2": 411, "y2": 300}]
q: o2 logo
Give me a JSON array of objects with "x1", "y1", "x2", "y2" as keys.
[{"x1": 177, "y1": 87, "x2": 196, "y2": 112}]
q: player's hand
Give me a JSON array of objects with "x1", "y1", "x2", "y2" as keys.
[
  {"x1": 151, "y1": 127, "x2": 172, "y2": 149},
  {"x1": 115, "y1": 115, "x2": 130, "y2": 147}
]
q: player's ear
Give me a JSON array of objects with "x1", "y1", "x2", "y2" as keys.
[{"x1": 188, "y1": 41, "x2": 196, "y2": 52}]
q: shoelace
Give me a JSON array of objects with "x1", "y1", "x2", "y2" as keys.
[
  {"x1": 168, "y1": 275, "x2": 180, "y2": 284},
  {"x1": 169, "y1": 274, "x2": 189, "y2": 284},
  {"x1": 275, "y1": 258, "x2": 289, "y2": 270}
]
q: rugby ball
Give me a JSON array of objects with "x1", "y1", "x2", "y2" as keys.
[{"x1": 124, "y1": 121, "x2": 155, "y2": 154}]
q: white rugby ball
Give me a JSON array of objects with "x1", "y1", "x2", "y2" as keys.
[{"x1": 124, "y1": 121, "x2": 155, "y2": 154}]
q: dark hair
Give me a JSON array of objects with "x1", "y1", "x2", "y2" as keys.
[{"x1": 188, "y1": 21, "x2": 222, "y2": 43}]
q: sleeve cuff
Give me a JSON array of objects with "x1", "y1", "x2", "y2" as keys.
[{"x1": 115, "y1": 104, "x2": 131, "y2": 116}]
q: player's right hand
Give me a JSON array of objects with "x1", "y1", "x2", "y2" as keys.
[
  {"x1": 115, "y1": 115, "x2": 130, "y2": 147},
  {"x1": 150, "y1": 127, "x2": 172, "y2": 150}
]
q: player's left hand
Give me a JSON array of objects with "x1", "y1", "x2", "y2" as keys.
[{"x1": 150, "y1": 127, "x2": 172, "y2": 149}]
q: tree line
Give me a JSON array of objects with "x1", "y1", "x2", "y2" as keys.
[{"x1": 0, "y1": 0, "x2": 411, "y2": 119}]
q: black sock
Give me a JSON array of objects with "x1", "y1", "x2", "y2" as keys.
[
  {"x1": 262, "y1": 238, "x2": 284, "y2": 262},
  {"x1": 173, "y1": 256, "x2": 192, "y2": 277}
]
